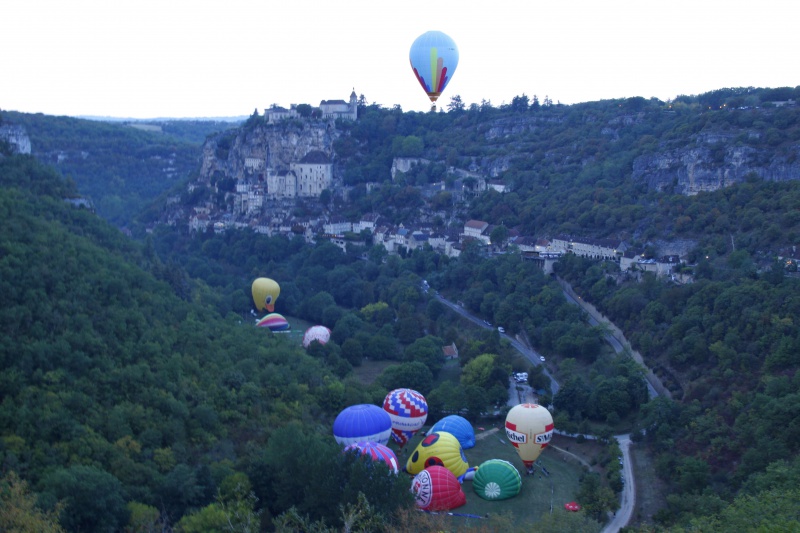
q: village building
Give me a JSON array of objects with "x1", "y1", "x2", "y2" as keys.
[
  {"x1": 323, "y1": 216, "x2": 352, "y2": 236},
  {"x1": 620, "y1": 251, "x2": 683, "y2": 278},
  {"x1": 551, "y1": 235, "x2": 626, "y2": 261},
  {"x1": 264, "y1": 105, "x2": 299, "y2": 124},
  {"x1": 443, "y1": 342, "x2": 459, "y2": 360},
  {"x1": 463, "y1": 220, "x2": 489, "y2": 242}
]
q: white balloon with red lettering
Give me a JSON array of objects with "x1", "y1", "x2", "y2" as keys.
[{"x1": 504, "y1": 403, "x2": 554, "y2": 473}]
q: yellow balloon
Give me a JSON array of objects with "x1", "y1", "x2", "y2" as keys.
[
  {"x1": 251, "y1": 278, "x2": 280, "y2": 312},
  {"x1": 505, "y1": 403, "x2": 554, "y2": 471},
  {"x1": 406, "y1": 431, "x2": 469, "y2": 478}
]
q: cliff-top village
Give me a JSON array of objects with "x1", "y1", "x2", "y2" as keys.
[{"x1": 169, "y1": 91, "x2": 688, "y2": 282}]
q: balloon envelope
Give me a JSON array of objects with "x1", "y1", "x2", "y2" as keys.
[
  {"x1": 505, "y1": 403, "x2": 554, "y2": 470},
  {"x1": 333, "y1": 404, "x2": 393, "y2": 446},
  {"x1": 409, "y1": 30, "x2": 459, "y2": 105},
  {"x1": 255, "y1": 313, "x2": 290, "y2": 331},
  {"x1": 383, "y1": 388, "x2": 428, "y2": 447},
  {"x1": 406, "y1": 431, "x2": 469, "y2": 478},
  {"x1": 411, "y1": 465, "x2": 466, "y2": 511},
  {"x1": 472, "y1": 459, "x2": 522, "y2": 501},
  {"x1": 428, "y1": 415, "x2": 475, "y2": 449},
  {"x1": 344, "y1": 441, "x2": 400, "y2": 474},
  {"x1": 302, "y1": 325, "x2": 331, "y2": 348},
  {"x1": 252, "y1": 277, "x2": 280, "y2": 312}
]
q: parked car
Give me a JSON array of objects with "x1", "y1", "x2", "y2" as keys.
[
  {"x1": 539, "y1": 356, "x2": 546, "y2": 362},
  {"x1": 497, "y1": 326, "x2": 505, "y2": 333}
]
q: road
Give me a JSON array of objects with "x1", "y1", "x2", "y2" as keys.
[
  {"x1": 432, "y1": 292, "x2": 559, "y2": 395},
  {"x1": 433, "y1": 286, "x2": 635, "y2": 531},
  {"x1": 602, "y1": 434, "x2": 635, "y2": 533},
  {"x1": 560, "y1": 286, "x2": 658, "y2": 399}
]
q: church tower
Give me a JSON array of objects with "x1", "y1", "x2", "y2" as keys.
[{"x1": 349, "y1": 89, "x2": 358, "y2": 120}]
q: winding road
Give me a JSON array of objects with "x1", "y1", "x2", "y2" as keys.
[{"x1": 433, "y1": 284, "x2": 637, "y2": 532}]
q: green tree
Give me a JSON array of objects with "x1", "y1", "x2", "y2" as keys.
[
  {"x1": 490, "y1": 224, "x2": 509, "y2": 247},
  {"x1": 0, "y1": 471, "x2": 65, "y2": 533},
  {"x1": 460, "y1": 353, "x2": 497, "y2": 389},
  {"x1": 404, "y1": 335, "x2": 445, "y2": 377},
  {"x1": 446, "y1": 95, "x2": 465, "y2": 113},
  {"x1": 360, "y1": 301, "x2": 395, "y2": 326},
  {"x1": 676, "y1": 488, "x2": 800, "y2": 532},
  {"x1": 42, "y1": 465, "x2": 128, "y2": 533},
  {"x1": 378, "y1": 362, "x2": 434, "y2": 395},
  {"x1": 342, "y1": 337, "x2": 364, "y2": 366}
]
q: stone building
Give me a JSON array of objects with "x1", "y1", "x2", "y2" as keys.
[
  {"x1": 290, "y1": 151, "x2": 333, "y2": 197},
  {"x1": 319, "y1": 90, "x2": 358, "y2": 121},
  {"x1": 265, "y1": 151, "x2": 332, "y2": 199}
]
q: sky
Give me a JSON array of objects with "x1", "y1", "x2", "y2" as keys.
[{"x1": 3, "y1": 0, "x2": 798, "y2": 119}]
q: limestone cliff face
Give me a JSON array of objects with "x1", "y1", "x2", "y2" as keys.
[
  {"x1": 0, "y1": 124, "x2": 32, "y2": 154},
  {"x1": 632, "y1": 134, "x2": 800, "y2": 195},
  {"x1": 199, "y1": 121, "x2": 339, "y2": 182}
]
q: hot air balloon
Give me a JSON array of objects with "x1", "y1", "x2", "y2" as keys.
[
  {"x1": 505, "y1": 403, "x2": 554, "y2": 474},
  {"x1": 302, "y1": 325, "x2": 331, "y2": 348},
  {"x1": 344, "y1": 441, "x2": 400, "y2": 474},
  {"x1": 252, "y1": 277, "x2": 280, "y2": 312},
  {"x1": 428, "y1": 415, "x2": 475, "y2": 449},
  {"x1": 383, "y1": 388, "x2": 428, "y2": 447},
  {"x1": 471, "y1": 459, "x2": 522, "y2": 501},
  {"x1": 406, "y1": 431, "x2": 469, "y2": 478},
  {"x1": 333, "y1": 404, "x2": 393, "y2": 446},
  {"x1": 255, "y1": 313, "x2": 290, "y2": 332},
  {"x1": 409, "y1": 30, "x2": 459, "y2": 111},
  {"x1": 411, "y1": 465, "x2": 466, "y2": 511}
]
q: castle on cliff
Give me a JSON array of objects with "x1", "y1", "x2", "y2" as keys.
[{"x1": 264, "y1": 90, "x2": 358, "y2": 124}]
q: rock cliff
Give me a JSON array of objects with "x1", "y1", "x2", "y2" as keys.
[
  {"x1": 632, "y1": 134, "x2": 800, "y2": 195},
  {"x1": 199, "y1": 121, "x2": 339, "y2": 182},
  {"x1": 0, "y1": 124, "x2": 32, "y2": 155}
]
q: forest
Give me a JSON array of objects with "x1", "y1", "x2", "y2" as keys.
[
  {"x1": 2, "y1": 87, "x2": 800, "y2": 531},
  {"x1": 0, "y1": 153, "x2": 620, "y2": 531}
]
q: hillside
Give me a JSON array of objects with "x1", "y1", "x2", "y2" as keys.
[
  {"x1": 0, "y1": 111, "x2": 234, "y2": 227},
  {"x1": 0, "y1": 154, "x2": 417, "y2": 531},
  {"x1": 159, "y1": 87, "x2": 800, "y2": 262}
]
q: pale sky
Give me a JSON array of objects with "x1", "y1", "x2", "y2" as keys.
[{"x1": 3, "y1": 0, "x2": 797, "y2": 119}]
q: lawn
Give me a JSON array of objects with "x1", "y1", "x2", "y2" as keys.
[
  {"x1": 392, "y1": 424, "x2": 587, "y2": 529},
  {"x1": 352, "y1": 359, "x2": 397, "y2": 385}
]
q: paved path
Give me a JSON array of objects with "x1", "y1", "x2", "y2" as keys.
[
  {"x1": 602, "y1": 435, "x2": 635, "y2": 533},
  {"x1": 549, "y1": 444, "x2": 592, "y2": 469}
]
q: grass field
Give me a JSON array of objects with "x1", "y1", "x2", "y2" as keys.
[
  {"x1": 394, "y1": 425, "x2": 587, "y2": 529},
  {"x1": 352, "y1": 359, "x2": 396, "y2": 385}
]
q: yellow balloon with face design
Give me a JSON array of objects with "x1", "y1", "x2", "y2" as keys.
[{"x1": 252, "y1": 278, "x2": 280, "y2": 312}]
